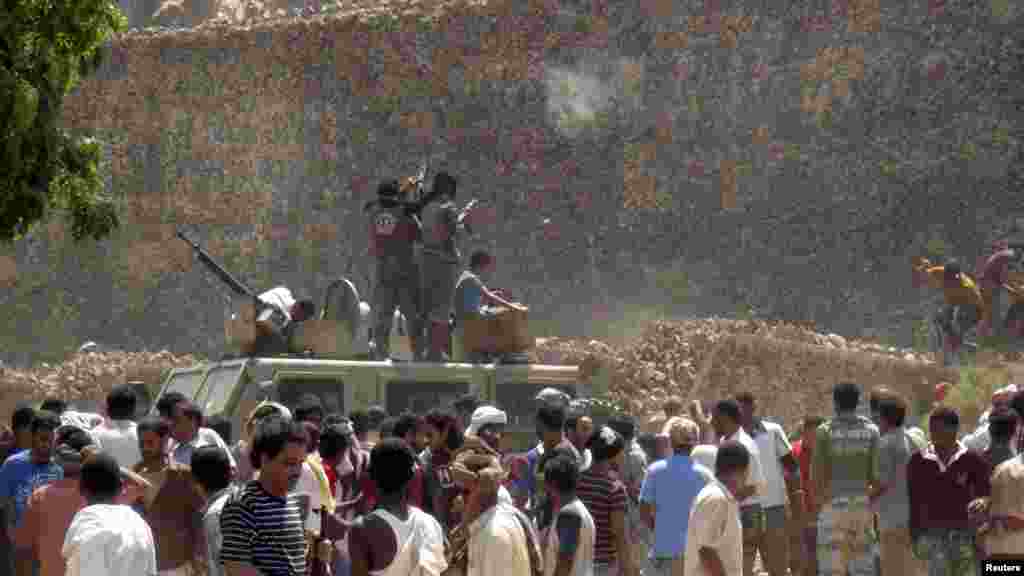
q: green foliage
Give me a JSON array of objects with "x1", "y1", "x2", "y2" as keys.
[
  {"x1": 365, "y1": 13, "x2": 399, "y2": 33},
  {"x1": 0, "y1": 0, "x2": 127, "y2": 245},
  {"x1": 650, "y1": 261, "x2": 690, "y2": 307},
  {"x1": 573, "y1": 15, "x2": 591, "y2": 35},
  {"x1": 925, "y1": 235, "x2": 947, "y2": 258},
  {"x1": 945, "y1": 361, "x2": 1009, "y2": 429}
]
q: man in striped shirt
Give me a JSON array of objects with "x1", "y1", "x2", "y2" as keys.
[{"x1": 220, "y1": 416, "x2": 308, "y2": 576}]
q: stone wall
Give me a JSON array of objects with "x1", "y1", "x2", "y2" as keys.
[{"x1": 1, "y1": 0, "x2": 1022, "y2": 366}]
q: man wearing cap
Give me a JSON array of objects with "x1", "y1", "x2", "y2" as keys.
[
  {"x1": 963, "y1": 385, "x2": 1017, "y2": 454},
  {"x1": 639, "y1": 417, "x2": 712, "y2": 576}
]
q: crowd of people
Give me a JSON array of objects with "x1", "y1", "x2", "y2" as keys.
[{"x1": 0, "y1": 378, "x2": 1021, "y2": 576}]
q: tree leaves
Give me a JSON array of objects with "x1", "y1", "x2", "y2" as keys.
[{"x1": 0, "y1": 0, "x2": 126, "y2": 244}]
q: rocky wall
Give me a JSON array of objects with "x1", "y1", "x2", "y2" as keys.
[{"x1": 1, "y1": 0, "x2": 1022, "y2": 366}]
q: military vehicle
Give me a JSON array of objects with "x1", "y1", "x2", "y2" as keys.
[
  {"x1": 151, "y1": 356, "x2": 597, "y2": 451},
  {"x1": 157, "y1": 227, "x2": 598, "y2": 451}
]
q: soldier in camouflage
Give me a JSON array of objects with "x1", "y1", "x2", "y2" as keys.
[
  {"x1": 366, "y1": 179, "x2": 424, "y2": 361},
  {"x1": 419, "y1": 172, "x2": 474, "y2": 361},
  {"x1": 812, "y1": 381, "x2": 880, "y2": 576}
]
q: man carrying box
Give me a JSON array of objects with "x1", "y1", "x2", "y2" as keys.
[{"x1": 452, "y1": 250, "x2": 525, "y2": 363}]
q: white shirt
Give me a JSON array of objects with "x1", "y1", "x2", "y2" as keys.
[
  {"x1": 355, "y1": 301, "x2": 372, "y2": 354},
  {"x1": 724, "y1": 428, "x2": 767, "y2": 507},
  {"x1": 579, "y1": 448, "x2": 593, "y2": 472},
  {"x1": 498, "y1": 485, "x2": 514, "y2": 507},
  {"x1": 748, "y1": 420, "x2": 793, "y2": 508},
  {"x1": 257, "y1": 286, "x2": 296, "y2": 326},
  {"x1": 369, "y1": 507, "x2": 447, "y2": 576},
  {"x1": 962, "y1": 422, "x2": 991, "y2": 453},
  {"x1": 171, "y1": 428, "x2": 237, "y2": 469},
  {"x1": 62, "y1": 504, "x2": 157, "y2": 576},
  {"x1": 691, "y1": 445, "x2": 718, "y2": 473},
  {"x1": 683, "y1": 480, "x2": 743, "y2": 576},
  {"x1": 467, "y1": 504, "x2": 532, "y2": 576},
  {"x1": 544, "y1": 498, "x2": 595, "y2": 576},
  {"x1": 92, "y1": 420, "x2": 141, "y2": 469},
  {"x1": 296, "y1": 461, "x2": 323, "y2": 531}
]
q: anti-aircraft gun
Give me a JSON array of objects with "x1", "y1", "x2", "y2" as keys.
[
  {"x1": 176, "y1": 228, "x2": 292, "y2": 357},
  {"x1": 176, "y1": 227, "x2": 363, "y2": 359}
]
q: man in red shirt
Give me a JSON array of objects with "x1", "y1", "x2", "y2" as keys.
[
  {"x1": 789, "y1": 416, "x2": 823, "y2": 576},
  {"x1": 908, "y1": 407, "x2": 991, "y2": 575}
]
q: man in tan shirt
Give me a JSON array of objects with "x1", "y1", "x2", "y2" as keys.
[
  {"x1": 978, "y1": 453, "x2": 1024, "y2": 560},
  {"x1": 132, "y1": 416, "x2": 204, "y2": 576}
]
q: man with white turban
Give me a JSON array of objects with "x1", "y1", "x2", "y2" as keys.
[
  {"x1": 963, "y1": 384, "x2": 1017, "y2": 453},
  {"x1": 466, "y1": 406, "x2": 507, "y2": 450},
  {"x1": 464, "y1": 406, "x2": 516, "y2": 508}
]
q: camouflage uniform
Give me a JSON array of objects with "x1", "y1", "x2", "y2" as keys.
[
  {"x1": 912, "y1": 530, "x2": 977, "y2": 576},
  {"x1": 812, "y1": 413, "x2": 880, "y2": 576},
  {"x1": 368, "y1": 200, "x2": 423, "y2": 360},
  {"x1": 420, "y1": 198, "x2": 467, "y2": 360}
]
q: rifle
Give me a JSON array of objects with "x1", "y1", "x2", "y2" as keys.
[
  {"x1": 457, "y1": 199, "x2": 478, "y2": 226},
  {"x1": 175, "y1": 228, "x2": 271, "y2": 315},
  {"x1": 361, "y1": 160, "x2": 431, "y2": 217}
]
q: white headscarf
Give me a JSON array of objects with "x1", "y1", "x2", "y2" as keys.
[{"x1": 466, "y1": 406, "x2": 507, "y2": 436}]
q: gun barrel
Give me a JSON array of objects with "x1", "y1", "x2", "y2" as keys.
[{"x1": 176, "y1": 229, "x2": 259, "y2": 302}]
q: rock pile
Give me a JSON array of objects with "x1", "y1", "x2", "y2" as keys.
[
  {"x1": 533, "y1": 318, "x2": 954, "y2": 431},
  {"x1": 0, "y1": 349, "x2": 199, "y2": 423}
]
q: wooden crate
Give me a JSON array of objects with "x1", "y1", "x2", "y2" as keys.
[
  {"x1": 225, "y1": 300, "x2": 258, "y2": 355},
  {"x1": 289, "y1": 319, "x2": 354, "y2": 358},
  {"x1": 462, "y1": 307, "x2": 534, "y2": 355}
]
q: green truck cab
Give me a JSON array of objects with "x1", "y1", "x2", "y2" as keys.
[{"x1": 151, "y1": 357, "x2": 594, "y2": 452}]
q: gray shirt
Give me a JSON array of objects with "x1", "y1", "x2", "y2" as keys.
[
  {"x1": 202, "y1": 488, "x2": 233, "y2": 576},
  {"x1": 877, "y1": 428, "x2": 915, "y2": 530}
]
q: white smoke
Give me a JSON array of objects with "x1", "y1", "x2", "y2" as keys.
[{"x1": 543, "y1": 56, "x2": 642, "y2": 139}]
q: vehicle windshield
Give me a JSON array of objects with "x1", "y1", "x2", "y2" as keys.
[
  {"x1": 196, "y1": 363, "x2": 247, "y2": 416},
  {"x1": 161, "y1": 370, "x2": 207, "y2": 404}
]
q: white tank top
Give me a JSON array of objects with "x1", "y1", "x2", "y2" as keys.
[
  {"x1": 369, "y1": 507, "x2": 447, "y2": 576},
  {"x1": 544, "y1": 498, "x2": 595, "y2": 576}
]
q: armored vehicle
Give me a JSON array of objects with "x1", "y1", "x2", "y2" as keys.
[{"x1": 151, "y1": 356, "x2": 599, "y2": 451}]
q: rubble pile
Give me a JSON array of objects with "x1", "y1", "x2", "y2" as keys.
[
  {"x1": 0, "y1": 350, "x2": 199, "y2": 423},
  {"x1": 533, "y1": 318, "x2": 954, "y2": 431}
]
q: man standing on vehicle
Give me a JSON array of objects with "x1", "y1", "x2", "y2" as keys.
[
  {"x1": 420, "y1": 172, "x2": 475, "y2": 361},
  {"x1": 451, "y1": 250, "x2": 524, "y2": 362},
  {"x1": 367, "y1": 179, "x2": 424, "y2": 361}
]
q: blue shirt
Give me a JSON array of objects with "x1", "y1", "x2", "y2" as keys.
[
  {"x1": 639, "y1": 454, "x2": 710, "y2": 558},
  {"x1": 454, "y1": 271, "x2": 484, "y2": 320},
  {"x1": 0, "y1": 450, "x2": 63, "y2": 526}
]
